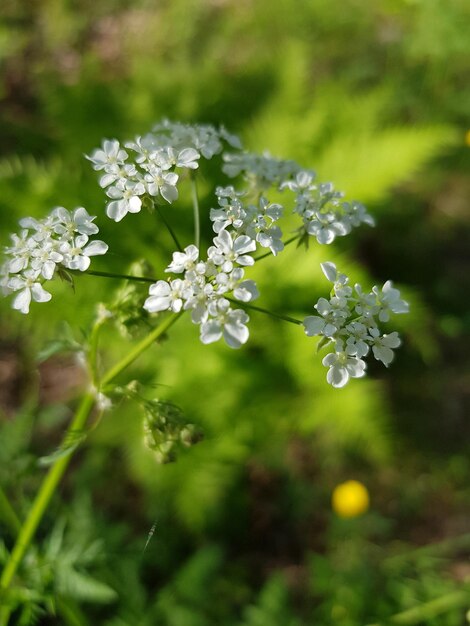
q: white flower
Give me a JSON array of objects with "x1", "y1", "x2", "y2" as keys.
[
  {"x1": 165, "y1": 245, "x2": 199, "y2": 273},
  {"x1": 86, "y1": 139, "x2": 128, "y2": 171},
  {"x1": 210, "y1": 190, "x2": 247, "y2": 234},
  {"x1": 373, "y1": 281, "x2": 409, "y2": 321},
  {"x1": 4, "y1": 231, "x2": 37, "y2": 273},
  {"x1": 343, "y1": 322, "x2": 370, "y2": 358},
  {"x1": 61, "y1": 235, "x2": 108, "y2": 271},
  {"x1": 304, "y1": 211, "x2": 349, "y2": 244},
  {"x1": 30, "y1": 241, "x2": 63, "y2": 279},
  {"x1": 320, "y1": 262, "x2": 353, "y2": 298},
  {"x1": 19, "y1": 215, "x2": 56, "y2": 242},
  {"x1": 208, "y1": 229, "x2": 256, "y2": 271},
  {"x1": 124, "y1": 135, "x2": 159, "y2": 164},
  {"x1": 316, "y1": 295, "x2": 349, "y2": 326},
  {"x1": 342, "y1": 201, "x2": 375, "y2": 228},
  {"x1": 200, "y1": 299, "x2": 250, "y2": 348},
  {"x1": 143, "y1": 279, "x2": 190, "y2": 313},
  {"x1": 280, "y1": 170, "x2": 316, "y2": 194},
  {"x1": 85, "y1": 139, "x2": 128, "y2": 170},
  {"x1": 160, "y1": 147, "x2": 200, "y2": 170},
  {"x1": 106, "y1": 180, "x2": 145, "y2": 222},
  {"x1": 243, "y1": 198, "x2": 284, "y2": 255},
  {"x1": 214, "y1": 268, "x2": 259, "y2": 302},
  {"x1": 98, "y1": 163, "x2": 138, "y2": 189},
  {"x1": 7, "y1": 270, "x2": 52, "y2": 314},
  {"x1": 151, "y1": 120, "x2": 225, "y2": 159},
  {"x1": 52, "y1": 207, "x2": 99, "y2": 238},
  {"x1": 369, "y1": 329, "x2": 401, "y2": 366},
  {"x1": 322, "y1": 349, "x2": 366, "y2": 388},
  {"x1": 222, "y1": 151, "x2": 300, "y2": 186},
  {"x1": 144, "y1": 166, "x2": 179, "y2": 203},
  {"x1": 183, "y1": 280, "x2": 214, "y2": 323}
]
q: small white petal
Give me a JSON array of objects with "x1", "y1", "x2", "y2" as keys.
[
  {"x1": 83, "y1": 241, "x2": 109, "y2": 257},
  {"x1": 303, "y1": 316, "x2": 325, "y2": 336},
  {"x1": 161, "y1": 184, "x2": 178, "y2": 203},
  {"x1": 31, "y1": 283, "x2": 52, "y2": 303},
  {"x1": 106, "y1": 201, "x2": 127, "y2": 222},
  {"x1": 200, "y1": 320, "x2": 223, "y2": 344},
  {"x1": 320, "y1": 262, "x2": 337, "y2": 283},
  {"x1": 326, "y1": 364, "x2": 349, "y2": 388},
  {"x1": 223, "y1": 322, "x2": 249, "y2": 348}
]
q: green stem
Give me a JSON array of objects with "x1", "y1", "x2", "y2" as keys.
[
  {"x1": 88, "y1": 318, "x2": 106, "y2": 387},
  {"x1": 0, "y1": 313, "x2": 182, "y2": 625},
  {"x1": 84, "y1": 270, "x2": 155, "y2": 283},
  {"x1": 190, "y1": 173, "x2": 200, "y2": 250},
  {"x1": 155, "y1": 204, "x2": 183, "y2": 252},
  {"x1": 226, "y1": 297, "x2": 303, "y2": 326},
  {"x1": 0, "y1": 486, "x2": 21, "y2": 537},
  {"x1": 101, "y1": 312, "x2": 182, "y2": 386}
]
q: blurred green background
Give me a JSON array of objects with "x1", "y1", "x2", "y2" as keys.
[{"x1": 1, "y1": 0, "x2": 470, "y2": 624}]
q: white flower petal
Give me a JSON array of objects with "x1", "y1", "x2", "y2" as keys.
[
  {"x1": 31, "y1": 283, "x2": 52, "y2": 303},
  {"x1": 13, "y1": 289, "x2": 32, "y2": 314},
  {"x1": 320, "y1": 262, "x2": 337, "y2": 283},
  {"x1": 161, "y1": 184, "x2": 178, "y2": 203},
  {"x1": 200, "y1": 320, "x2": 223, "y2": 344},
  {"x1": 326, "y1": 364, "x2": 349, "y2": 388},
  {"x1": 303, "y1": 316, "x2": 325, "y2": 336},
  {"x1": 83, "y1": 241, "x2": 109, "y2": 257},
  {"x1": 106, "y1": 201, "x2": 127, "y2": 222}
]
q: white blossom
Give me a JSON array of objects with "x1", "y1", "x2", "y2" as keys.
[
  {"x1": 369, "y1": 329, "x2": 401, "y2": 365},
  {"x1": 143, "y1": 279, "x2": 190, "y2": 313},
  {"x1": 2, "y1": 207, "x2": 108, "y2": 314},
  {"x1": 166, "y1": 245, "x2": 199, "y2": 273},
  {"x1": 52, "y1": 207, "x2": 99, "y2": 237},
  {"x1": 31, "y1": 241, "x2": 63, "y2": 279},
  {"x1": 7, "y1": 270, "x2": 52, "y2": 314},
  {"x1": 322, "y1": 349, "x2": 366, "y2": 388},
  {"x1": 106, "y1": 180, "x2": 146, "y2": 222},
  {"x1": 4, "y1": 231, "x2": 38, "y2": 273},
  {"x1": 304, "y1": 263, "x2": 408, "y2": 387},
  {"x1": 208, "y1": 230, "x2": 256, "y2": 271},
  {"x1": 61, "y1": 235, "x2": 108, "y2": 271},
  {"x1": 86, "y1": 139, "x2": 128, "y2": 171},
  {"x1": 373, "y1": 281, "x2": 410, "y2": 321},
  {"x1": 200, "y1": 299, "x2": 250, "y2": 349},
  {"x1": 144, "y1": 167, "x2": 179, "y2": 203}
]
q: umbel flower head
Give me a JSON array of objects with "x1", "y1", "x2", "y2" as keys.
[
  {"x1": 303, "y1": 262, "x2": 408, "y2": 387},
  {"x1": 2, "y1": 119, "x2": 409, "y2": 388},
  {"x1": 1, "y1": 207, "x2": 108, "y2": 314}
]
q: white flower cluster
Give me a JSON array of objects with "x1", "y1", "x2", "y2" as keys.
[
  {"x1": 2, "y1": 119, "x2": 409, "y2": 390},
  {"x1": 1, "y1": 207, "x2": 108, "y2": 314},
  {"x1": 222, "y1": 151, "x2": 301, "y2": 187},
  {"x1": 282, "y1": 171, "x2": 375, "y2": 244},
  {"x1": 143, "y1": 232, "x2": 259, "y2": 349},
  {"x1": 210, "y1": 187, "x2": 284, "y2": 255},
  {"x1": 87, "y1": 121, "x2": 242, "y2": 223},
  {"x1": 222, "y1": 152, "x2": 374, "y2": 245},
  {"x1": 303, "y1": 262, "x2": 409, "y2": 387}
]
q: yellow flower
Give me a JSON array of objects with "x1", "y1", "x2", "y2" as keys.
[{"x1": 332, "y1": 480, "x2": 370, "y2": 518}]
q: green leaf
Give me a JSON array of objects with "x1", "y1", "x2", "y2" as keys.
[
  {"x1": 56, "y1": 566, "x2": 118, "y2": 604},
  {"x1": 38, "y1": 429, "x2": 88, "y2": 467}
]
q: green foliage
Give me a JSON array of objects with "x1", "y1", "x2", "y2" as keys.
[{"x1": 1, "y1": 0, "x2": 469, "y2": 623}]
